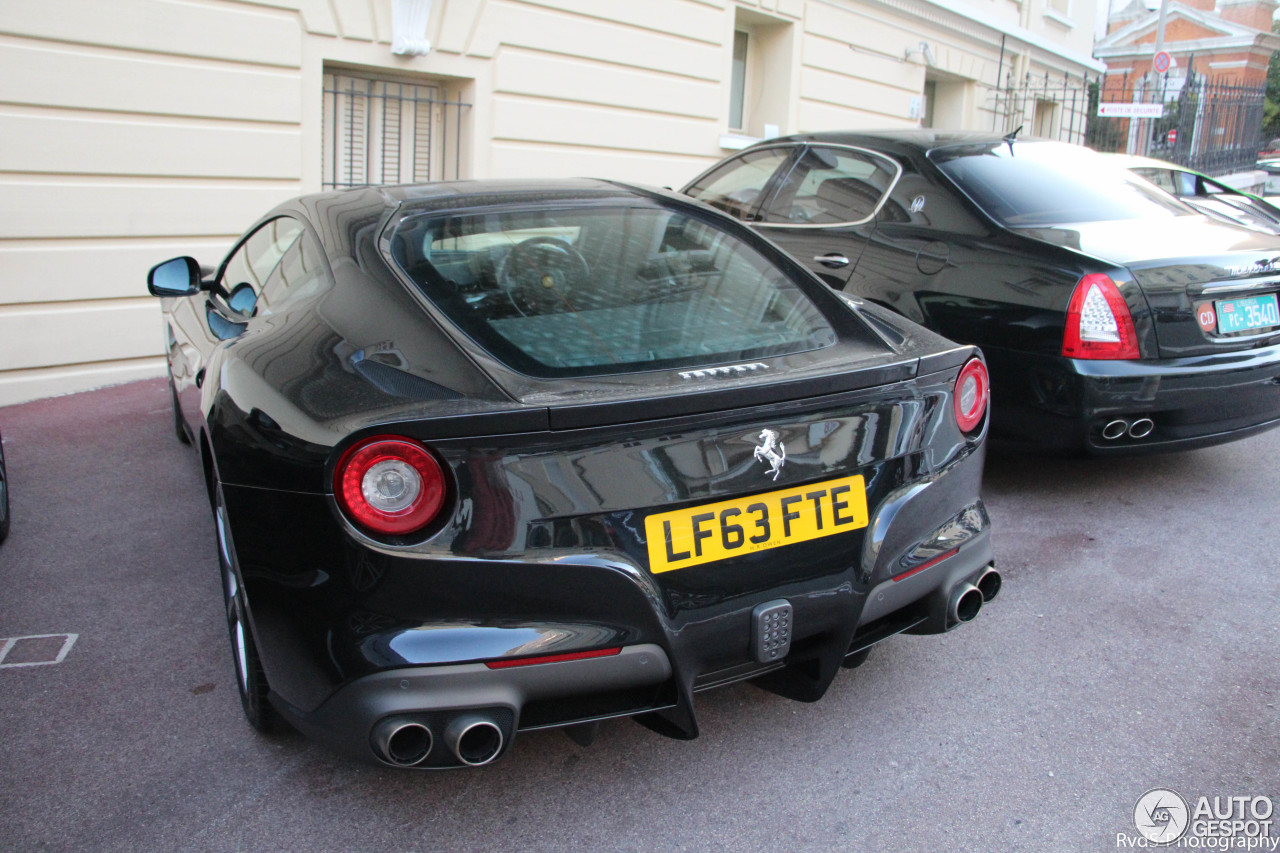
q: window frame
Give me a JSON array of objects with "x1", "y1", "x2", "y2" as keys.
[
  {"x1": 215, "y1": 216, "x2": 306, "y2": 316},
  {"x1": 684, "y1": 145, "x2": 799, "y2": 222},
  {"x1": 322, "y1": 69, "x2": 470, "y2": 189},
  {"x1": 259, "y1": 225, "x2": 329, "y2": 309},
  {"x1": 380, "y1": 196, "x2": 859, "y2": 379},
  {"x1": 729, "y1": 29, "x2": 750, "y2": 132},
  {"x1": 750, "y1": 144, "x2": 904, "y2": 230}
]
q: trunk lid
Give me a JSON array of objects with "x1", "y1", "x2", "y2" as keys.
[
  {"x1": 1018, "y1": 216, "x2": 1280, "y2": 358},
  {"x1": 404, "y1": 353, "x2": 977, "y2": 644}
]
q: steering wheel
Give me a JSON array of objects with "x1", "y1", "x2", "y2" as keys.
[{"x1": 497, "y1": 236, "x2": 589, "y2": 313}]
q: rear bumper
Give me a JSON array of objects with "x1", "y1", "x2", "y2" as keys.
[
  {"x1": 984, "y1": 343, "x2": 1280, "y2": 453},
  {"x1": 238, "y1": 451, "x2": 995, "y2": 768},
  {"x1": 277, "y1": 530, "x2": 998, "y2": 769},
  {"x1": 219, "y1": 362, "x2": 997, "y2": 767},
  {"x1": 276, "y1": 644, "x2": 674, "y2": 768}
]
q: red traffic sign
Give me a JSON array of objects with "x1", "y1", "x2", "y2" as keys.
[
  {"x1": 1167, "y1": 128, "x2": 1178, "y2": 145},
  {"x1": 1153, "y1": 51, "x2": 1171, "y2": 73}
]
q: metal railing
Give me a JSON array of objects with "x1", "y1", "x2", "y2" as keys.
[
  {"x1": 985, "y1": 70, "x2": 1266, "y2": 177},
  {"x1": 322, "y1": 73, "x2": 470, "y2": 189},
  {"x1": 987, "y1": 70, "x2": 1094, "y2": 147},
  {"x1": 1087, "y1": 72, "x2": 1265, "y2": 175}
]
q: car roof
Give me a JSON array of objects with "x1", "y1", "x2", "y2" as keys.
[
  {"x1": 294, "y1": 177, "x2": 662, "y2": 217},
  {"x1": 757, "y1": 129, "x2": 1044, "y2": 157},
  {"x1": 279, "y1": 178, "x2": 691, "y2": 260}
]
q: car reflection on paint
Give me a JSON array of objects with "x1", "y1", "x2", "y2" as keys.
[
  {"x1": 1256, "y1": 159, "x2": 1280, "y2": 197},
  {"x1": 684, "y1": 131, "x2": 1280, "y2": 453},
  {"x1": 1112, "y1": 154, "x2": 1280, "y2": 235},
  {"x1": 145, "y1": 178, "x2": 997, "y2": 769}
]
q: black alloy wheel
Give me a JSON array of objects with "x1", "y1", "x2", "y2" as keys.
[{"x1": 214, "y1": 483, "x2": 277, "y2": 733}]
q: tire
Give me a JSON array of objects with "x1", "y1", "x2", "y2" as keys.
[
  {"x1": 840, "y1": 647, "x2": 872, "y2": 670},
  {"x1": 0, "y1": 434, "x2": 9, "y2": 544},
  {"x1": 169, "y1": 378, "x2": 191, "y2": 445},
  {"x1": 213, "y1": 483, "x2": 277, "y2": 733}
]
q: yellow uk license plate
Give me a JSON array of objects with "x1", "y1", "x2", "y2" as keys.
[{"x1": 644, "y1": 475, "x2": 868, "y2": 574}]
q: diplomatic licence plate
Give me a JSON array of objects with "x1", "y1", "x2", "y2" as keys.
[
  {"x1": 644, "y1": 475, "x2": 868, "y2": 574},
  {"x1": 1215, "y1": 294, "x2": 1280, "y2": 334}
]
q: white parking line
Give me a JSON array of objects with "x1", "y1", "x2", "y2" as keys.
[{"x1": 0, "y1": 633, "x2": 78, "y2": 668}]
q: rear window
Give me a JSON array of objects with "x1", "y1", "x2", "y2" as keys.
[
  {"x1": 387, "y1": 202, "x2": 837, "y2": 377},
  {"x1": 932, "y1": 141, "x2": 1190, "y2": 227}
]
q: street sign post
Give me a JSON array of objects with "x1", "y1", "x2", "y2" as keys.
[{"x1": 1097, "y1": 103, "x2": 1165, "y2": 119}]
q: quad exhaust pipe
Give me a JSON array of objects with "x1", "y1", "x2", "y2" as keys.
[
  {"x1": 976, "y1": 567, "x2": 1002, "y2": 603},
  {"x1": 949, "y1": 582, "x2": 984, "y2": 624},
  {"x1": 372, "y1": 712, "x2": 507, "y2": 768},
  {"x1": 946, "y1": 567, "x2": 1001, "y2": 627},
  {"x1": 1129, "y1": 418, "x2": 1154, "y2": 438},
  {"x1": 1101, "y1": 417, "x2": 1154, "y2": 441},
  {"x1": 444, "y1": 714, "x2": 505, "y2": 767},
  {"x1": 372, "y1": 717, "x2": 434, "y2": 767}
]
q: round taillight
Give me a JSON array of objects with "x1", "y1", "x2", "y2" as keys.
[
  {"x1": 953, "y1": 358, "x2": 989, "y2": 434},
  {"x1": 334, "y1": 436, "x2": 446, "y2": 536}
]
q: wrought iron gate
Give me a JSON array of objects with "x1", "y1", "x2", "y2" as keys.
[
  {"x1": 1084, "y1": 72, "x2": 1265, "y2": 175},
  {"x1": 987, "y1": 70, "x2": 1265, "y2": 176}
]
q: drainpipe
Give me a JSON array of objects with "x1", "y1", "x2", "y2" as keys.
[{"x1": 993, "y1": 34, "x2": 1006, "y2": 131}]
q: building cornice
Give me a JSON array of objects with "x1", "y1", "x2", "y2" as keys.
[
  {"x1": 1094, "y1": 32, "x2": 1280, "y2": 59},
  {"x1": 1097, "y1": 1, "x2": 1264, "y2": 50},
  {"x1": 825, "y1": 0, "x2": 1107, "y2": 72}
]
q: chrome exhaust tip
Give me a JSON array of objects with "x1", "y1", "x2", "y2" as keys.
[
  {"x1": 1101, "y1": 419, "x2": 1129, "y2": 441},
  {"x1": 444, "y1": 715, "x2": 505, "y2": 767},
  {"x1": 949, "y1": 583, "x2": 983, "y2": 625},
  {"x1": 976, "y1": 567, "x2": 1002, "y2": 603},
  {"x1": 1128, "y1": 418, "x2": 1154, "y2": 439},
  {"x1": 372, "y1": 717, "x2": 434, "y2": 767}
]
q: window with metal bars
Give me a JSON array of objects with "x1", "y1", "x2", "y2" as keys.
[{"x1": 322, "y1": 71, "x2": 470, "y2": 189}]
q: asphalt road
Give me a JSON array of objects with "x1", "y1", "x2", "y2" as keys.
[{"x1": 1, "y1": 378, "x2": 1277, "y2": 852}]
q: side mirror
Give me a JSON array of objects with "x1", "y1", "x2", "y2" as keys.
[
  {"x1": 147, "y1": 257, "x2": 202, "y2": 297},
  {"x1": 227, "y1": 281, "x2": 258, "y2": 316}
]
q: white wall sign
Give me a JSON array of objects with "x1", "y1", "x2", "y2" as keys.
[{"x1": 1097, "y1": 103, "x2": 1164, "y2": 118}]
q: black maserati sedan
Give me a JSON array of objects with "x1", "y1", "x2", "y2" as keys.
[
  {"x1": 147, "y1": 178, "x2": 997, "y2": 768},
  {"x1": 684, "y1": 131, "x2": 1280, "y2": 453}
]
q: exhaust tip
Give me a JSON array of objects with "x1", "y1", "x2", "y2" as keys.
[
  {"x1": 372, "y1": 718, "x2": 433, "y2": 767},
  {"x1": 1128, "y1": 418, "x2": 1154, "y2": 438},
  {"x1": 950, "y1": 583, "x2": 983, "y2": 624},
  {"x1": 976, "y1": 567, "x2": 1002, "y2": 603},
  {"x1": 445, "y1": 715, "x2": 505, "y2": 767},
  {"x1": 1101, "y1": 419, "x2": 1129, "y2": 441}
]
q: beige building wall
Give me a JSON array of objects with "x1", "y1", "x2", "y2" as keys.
[{"x1": 0, "y1": 0, "x2": 1099, "y2": 406}]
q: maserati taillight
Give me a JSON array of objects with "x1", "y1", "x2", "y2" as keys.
[
  {"x1": 1062, "y1": 273, "x2": 1140, "y2": 360},
  {"x1": 334, "y1": 436, "x2": 447, "y2": 536}
]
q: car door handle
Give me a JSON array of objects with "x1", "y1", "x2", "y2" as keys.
[{"x1": 814, "y1": 253, "x2": 850, "y2": 268}]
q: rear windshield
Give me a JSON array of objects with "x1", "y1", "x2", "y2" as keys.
[
  {"x1": 931, "y1": 141, "x2": 1190, "y2": 227},
  {"x1": 387, "y1": 201, "x2": 837, "y2": 377}
]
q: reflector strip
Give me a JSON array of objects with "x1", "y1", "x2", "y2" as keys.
[
  {"x1": 484, "y1": 647, "x2": 623, "y2": 669},
  {"x1": 892, "y1": 548, "x2": 959, "y2": 582}
]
